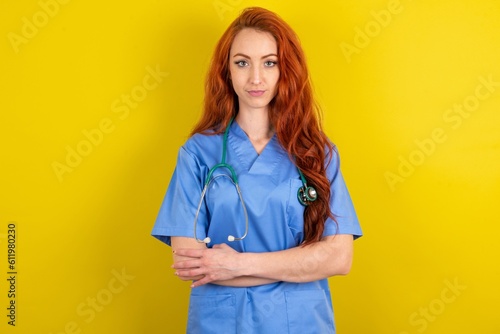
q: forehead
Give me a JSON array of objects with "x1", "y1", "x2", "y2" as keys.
[{"x1": 230, "y1": 28, "x2": 277, "y2": 55}]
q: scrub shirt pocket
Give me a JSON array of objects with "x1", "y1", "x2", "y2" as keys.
[
  {"x1": 187, "y1": 293, "x2": 236, "y2": 334},
  {"x1": 286, "y1": 179, "x2": 307, "y2": 244},
  {"x1": 285, "y1": 290, "x2": 335, "y2": 334}
]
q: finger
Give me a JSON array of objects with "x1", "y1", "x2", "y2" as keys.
[
  {"x1": 176, "y1": 268, "x2": 204, "y2": 278},
  {"x1": 174, "y1": 248, "x2": 204, "y2": 258},
  {"x1": 191, "y1": 275, "x2": 213, "y2": 288},
  {"x1": 174, "y1": 272, "x2": 204, "y2": 282},
  {"x1": 172, "y1": 259, "x2": 202, "y2": 270}
]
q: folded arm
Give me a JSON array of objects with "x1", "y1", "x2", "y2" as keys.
[
  {"x1": 171, "y1": 237, "x2": 276, "y2": 287},
  {"x1": 171, "y1": 234, "x2": 353, "y2": 288}
]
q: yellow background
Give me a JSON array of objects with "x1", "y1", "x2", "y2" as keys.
[{"x1": 1, "y1": 0, "x2": 499, "y2": 333}]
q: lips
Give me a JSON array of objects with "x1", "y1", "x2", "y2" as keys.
[{"x1": 248, "y1": 90, "x2": 265, "y2": 97}]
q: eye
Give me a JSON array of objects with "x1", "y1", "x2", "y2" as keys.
[
  {"x1": 234, "y1": 60, "x2": 248, "y2": 67},
  {"x1": 264, "y1": 60, "x2": 278, "y2": 67}
]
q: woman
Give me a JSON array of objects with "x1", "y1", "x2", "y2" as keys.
[{"x1": 152, "y1": 7, "x2": 362, "y2": 333}]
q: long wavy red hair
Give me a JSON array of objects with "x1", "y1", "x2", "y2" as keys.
[{"x1": 191, "y1": 7, "x2": 335, "y2": 245}]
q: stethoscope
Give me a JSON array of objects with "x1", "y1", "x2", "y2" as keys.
[{"x1": 193, "y1": 119, "x2": 317, "y2": 244}]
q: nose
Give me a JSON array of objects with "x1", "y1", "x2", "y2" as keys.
[{"x1": 250, "y1": 66, "x2": 262, "y2": 85}]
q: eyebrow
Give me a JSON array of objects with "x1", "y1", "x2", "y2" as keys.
[{"x1": 232, "y1": 53, "x2": 278, "y2": 59}]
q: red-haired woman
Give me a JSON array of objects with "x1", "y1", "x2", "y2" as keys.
[{"x1": 152, "y1": 7, "x2": 362, "y2": 333}]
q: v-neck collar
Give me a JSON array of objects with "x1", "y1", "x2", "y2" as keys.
[{"x1": 228, "y1": 121, "x2": 286, "y2": 175}]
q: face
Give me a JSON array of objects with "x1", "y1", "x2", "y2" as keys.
[{"x1": 229, "y1": 28, "x2": 280, "y2": 113}]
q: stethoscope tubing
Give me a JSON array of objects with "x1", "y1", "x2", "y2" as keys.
[{"x1": 193, "y1": 173, "x2": 249, "y2": 244}]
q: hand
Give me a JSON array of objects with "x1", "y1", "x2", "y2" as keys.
[{"x1": 172, "y1": 243, "x2": 242, "y2": 288}]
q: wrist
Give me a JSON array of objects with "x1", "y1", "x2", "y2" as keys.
[{"x1": 238, "y1": 252, "x2": 255, "y2": 277}]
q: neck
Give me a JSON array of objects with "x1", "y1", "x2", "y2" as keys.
[
  {"x1": 235, "y1": 108, "x2": 275, "y2": 154},
  {"x1": 235, "y1": 109, "x2": 273, "y2": 139}
]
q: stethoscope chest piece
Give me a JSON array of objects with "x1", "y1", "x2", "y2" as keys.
[
  {"x1": 297, "y1": 185, "x2": 317, "y2": 206},
  {"x1": 297, "y1": 167, "x2": 317, "y2": 206}
]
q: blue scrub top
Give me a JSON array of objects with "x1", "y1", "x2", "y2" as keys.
[{"x1": 152, "y1": 121, "x2": 362, "y2": 334}]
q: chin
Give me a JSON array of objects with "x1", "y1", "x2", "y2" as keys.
[{"x1": 245, "y1": 100, "x2": 273, "y2": 110}]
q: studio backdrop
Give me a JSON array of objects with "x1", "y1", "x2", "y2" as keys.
[{"x1": 1, "y1": 0, "x2": 499, "y2": 333}]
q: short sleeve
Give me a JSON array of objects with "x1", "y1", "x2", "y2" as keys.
[
  {"x1": 151, "y1": 147, "x2": 208, "y2": 246},
  {"x1": 323, "y1": 147, "x2": 362, "y2": 239}
]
